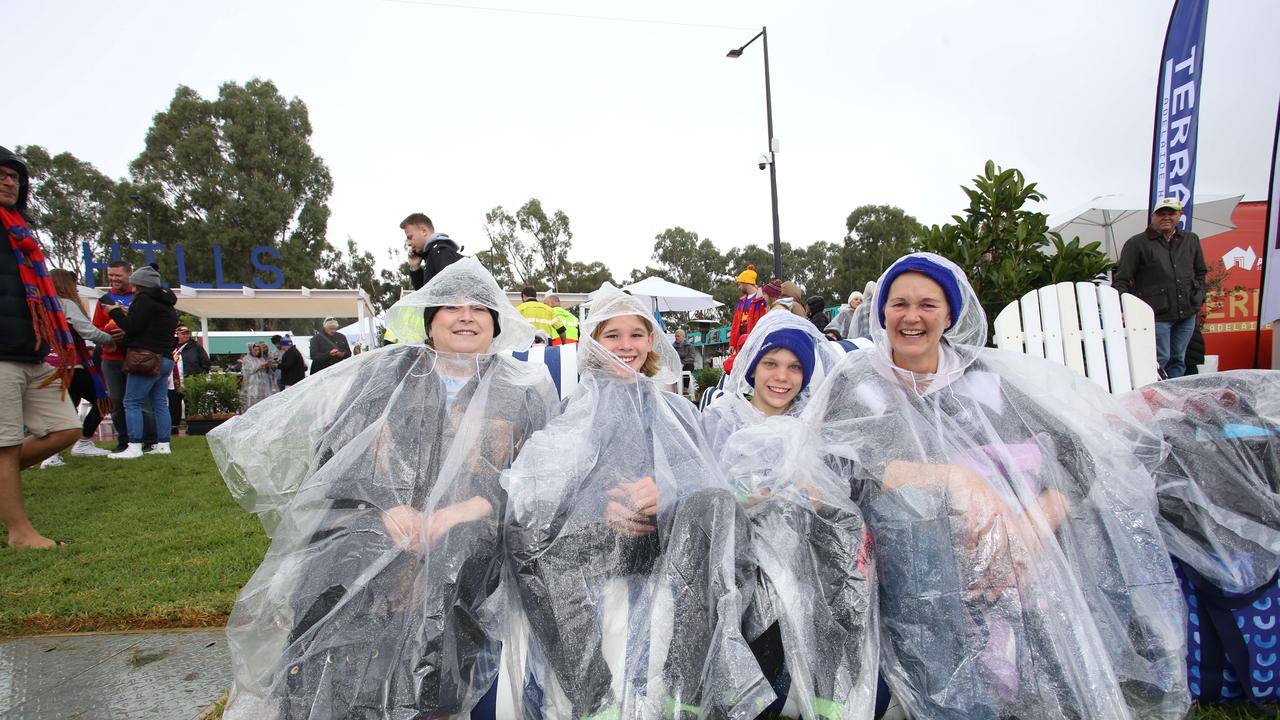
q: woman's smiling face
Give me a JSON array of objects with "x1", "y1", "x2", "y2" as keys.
[
  {"x1": 429, "y1": 304, "x2": 495, "y2": 353},
  {"x1": 884, "y1": 271, "x2": 950, "y2": 374}
]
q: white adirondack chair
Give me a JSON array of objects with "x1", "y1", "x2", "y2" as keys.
[{"x1": 992, "y1": 282, "x2": 1159, "y2": 393}]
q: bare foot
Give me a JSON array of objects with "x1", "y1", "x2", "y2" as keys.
[{"x1": 7, "y1": 533, "x2": 64, "y2": 550}]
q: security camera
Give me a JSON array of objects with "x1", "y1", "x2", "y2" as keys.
[{"x1": 758, "y1": 153, "x2": 771, "y2": 171}]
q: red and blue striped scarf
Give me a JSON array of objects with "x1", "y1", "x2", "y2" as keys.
[{"x1": 3, "y1": 206, "x2": 111, "y2": 413}]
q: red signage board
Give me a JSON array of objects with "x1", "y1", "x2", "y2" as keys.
[{"x1": 1201, "y1": 201, "x2": 1272, "y2": 369}]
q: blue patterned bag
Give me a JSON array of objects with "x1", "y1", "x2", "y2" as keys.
[{"x1": 1176, "y1": 559, "x2": 1280, "y2": 703}]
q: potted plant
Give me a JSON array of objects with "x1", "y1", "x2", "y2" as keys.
[{"x1": 182, "y1": 372, "x2": 242, "y2": 435}]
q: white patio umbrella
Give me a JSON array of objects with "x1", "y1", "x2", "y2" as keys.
[
  {"x1": 1049, "y1": 192, "x2": 1242, "y2": 261},
  {"x1": 622, "y1": 276, "x2": 723, "y2": 313},
  {"x1": 339, "y1": 314, "x2": 383, "y2": 347}
]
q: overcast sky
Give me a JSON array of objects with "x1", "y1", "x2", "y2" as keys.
[{"x1": 13, "y1": 0, "x2": 1280, "y2": 282}]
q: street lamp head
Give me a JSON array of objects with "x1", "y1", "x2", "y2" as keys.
[{"x1": 726, "y1": 48, "x2": 744, "y2": 58}]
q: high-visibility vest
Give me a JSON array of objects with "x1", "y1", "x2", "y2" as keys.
[
  {"x1": 517, "y1": 301, "x2": 566, "y2": 341},
  {"x1": 552, "y1": 306, "x2": 579, "y2": 342}
]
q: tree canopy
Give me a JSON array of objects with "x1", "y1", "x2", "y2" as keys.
[
  {"x1": 17, "y1": 145, "x2": 115, "y2": 271},
  {"x1": 109, "y1": 79, "x2": 336, "y2": 288},
  {"x1": 915, "y1": 160, "x2": 1113, "y2": 323}
]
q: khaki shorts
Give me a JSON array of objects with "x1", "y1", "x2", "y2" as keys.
[{"x1": 0, "y1": 361, "x2": 81, "y2": 447}]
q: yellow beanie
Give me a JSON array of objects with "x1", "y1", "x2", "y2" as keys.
[{"x1": 736, "y1": 264, "x2": 758, "y2": 285}]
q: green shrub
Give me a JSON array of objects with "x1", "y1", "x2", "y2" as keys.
[
  {"x1": 182, "y1": 372, "x2": 241, "y2": 417},
  {"x1": 694, "y1": 367, "x2": 723, "y2": 395}
]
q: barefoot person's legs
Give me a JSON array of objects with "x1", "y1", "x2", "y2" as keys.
[{"x1": 0, "y1": 361, "x2": 80, "y2": 548}]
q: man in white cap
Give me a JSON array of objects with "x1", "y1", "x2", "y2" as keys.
[
  {"x1": 308, "y1": 316, "x2": 351, "y2": 375},
  {"x1": 1113, "y1": 197, "x2": 1207, "y2": 379}
]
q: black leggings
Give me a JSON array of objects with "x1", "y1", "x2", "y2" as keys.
[
  {"x1": 509, "y1": 487, "x2": 752, "y2": 717},
  {"x1": 750, "y1": 501, "x2": 872, "y2": 707},
  {"x1": 279, "y1": 503, "x2": 501, "y2": 719},
  {"x1": 69, "y1": 367, "x2": 99, "y2": 438}
]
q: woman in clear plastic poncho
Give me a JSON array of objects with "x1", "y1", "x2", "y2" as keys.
[
  {"x1": 804, "y1": 253, "x2": 1188, "y2": 720},
  {"x1": 703, "y1": 310, "x2": 878, "y2": 720},
  {"x1": 1120, "y1": 370, "x2": 1280, "y2": 594},
  {"x1": 239, "y1": 341, "x2": 276, "y2": 410},
  {"x1": 502, "y1": 283, "x2": 772, "y2": 719},
  {"x1": 208, "y1": 258, "x2": 559, "y2": 720}
]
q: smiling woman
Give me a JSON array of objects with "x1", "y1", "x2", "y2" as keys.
[
  {"x1": 207, "y1": 258, "x2": 559, "y2": 719},
  {"x1": 804, "y1": 252, "x2": 1190, "y2": 719}
]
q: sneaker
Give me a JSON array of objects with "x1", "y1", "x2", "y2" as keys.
[
  {"x1": 150, "y1": 442, "x2": 171, "y2": 455},
  {"x1": 142, "y1": 443, "x2": 155, "y2": 453},
  {"x1": 40, "y1": 454, "x2": 66, "y2": 469},
  {"x1": 108, "y1": 443, "x2": 144, "y2": 460},
  {"x1": 70, "y1": 439, "x2": 110, "y2": 457}
]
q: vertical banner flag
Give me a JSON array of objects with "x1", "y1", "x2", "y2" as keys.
[
  {"x1": 1150, "y1": 0, "x2": 1210, "y2": 229},
  {"x1": 1259, "y1": 100, "x2": 1280, "y2": 327}
]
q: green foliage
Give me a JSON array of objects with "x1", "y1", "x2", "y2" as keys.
[
  {"x1": 843, "y1": 204, "x2": 920, "y2": 290},
  {"x1": 0, "y1": 437, "x2": 269, "y2": 635},
  {"x1": 481, "y1": 198, "x2": 575, "y2": 291},
  {"x1": 323, "y1": 237, "x2": 406, "y2": 313},
  {"x1": 558, "y1": 260, "x2": 616, "y2": 293},
  {"x1": 104, "y1": 79, "x2": 335, "y2": 288},
  {"x1": 693, "y1": 367, "x2": 723, "y2": 393},
  {"x1": 182, "y1": 372, "x2": 242, "y2": 417},
  {"x1": 17, "y1": 145, "x2": 116, "y2": 273},
  {"x1": 915, "y1": 161, "x2": 1113, "y2": 331}
]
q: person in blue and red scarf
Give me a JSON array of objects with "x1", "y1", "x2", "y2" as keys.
[{"x1": 0, "y1": 146, "x2": 83, "y2": 549}]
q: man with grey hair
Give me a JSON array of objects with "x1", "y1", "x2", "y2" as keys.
[
  {"x1": 308, "y1": 316, "x2": 351, "y2": 375},
  {"x1": 543, "y1": 293, "x2": 579, "y2": 344}
]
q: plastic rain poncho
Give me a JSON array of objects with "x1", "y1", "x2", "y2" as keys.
[
  {"x1": 803, "y1": 253, "x2": 1188, "y2": 720},
  {"x1": 1120, "y1": 370, "x2": 1280, "y2": 594},
  {"x1": 843, "y1": 283, "x2": 876, "y2": 342},
  {"x1": 209, "y1": 258, "x2": 559, "y2": 720},
  {"x1": 703, "y1": 310, "x2": 879, "y2": 720},
  {"x1": 501, "y1": 283, "x2": 772, "y2": 719},
  {"x1": 240, "y1": 342, "x2": 276, "y2": 410}
]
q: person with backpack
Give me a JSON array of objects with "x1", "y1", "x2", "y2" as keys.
[{"x1": 401, "y1": 212, "x2": 463, "y2": 290}]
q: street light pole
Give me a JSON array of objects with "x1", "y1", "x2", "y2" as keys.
[{"x1": 728, "y1": 26, "x2": 782, "y2": 280}]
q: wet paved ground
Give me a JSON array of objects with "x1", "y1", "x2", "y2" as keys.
[{"x1": 0, "y1": 629, "x2": 229, "y2": 719}]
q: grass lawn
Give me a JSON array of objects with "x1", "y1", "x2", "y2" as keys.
[{"x1": 0, "y1": 436, "x2": 269, "y2": 637}]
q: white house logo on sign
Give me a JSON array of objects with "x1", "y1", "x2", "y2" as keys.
[
  {"x1": 1222, "y1": 246, "x2": 1258, "y2": 271},
  {"x1": 1155, "y1": 45, "x2": 1199, "y2": 228}
]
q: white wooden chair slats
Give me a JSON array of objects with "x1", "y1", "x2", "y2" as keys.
[
  {"x1": 1020, "y1": 290, "x2": 1046, "y2": 360},
  {"x1": 1037, "y1": 286, "x2": 1065, "y2": 366},
  {"x1": 994, "y1": 282, "x2": 1158, "y2": 393},
  {"x1": 1075, "y1": 282, "x2": 1112, "y2": 391},
  {"x1": 1055, "y1": 282, "x2": 1087, "y2": 376},
  {"x1": 1120, "y1": 292, "x2": 1161, "y2": 388}
]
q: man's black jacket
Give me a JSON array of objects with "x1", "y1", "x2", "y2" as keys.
[{"x1": 1113, "y1": 226, "x2": 1207, "y2": 322}]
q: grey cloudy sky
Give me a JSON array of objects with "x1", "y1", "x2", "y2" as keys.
[{"x1": 13, "y1": 0, "x2": 1280, "y2": 283}]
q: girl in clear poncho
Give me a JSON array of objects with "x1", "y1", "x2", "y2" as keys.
[
  {"x1": 239, "y1": 341, "x2": 276, "y2": 410},
  {"x1": 208, "y1": 258, "x2": 559, "y2": 720},
  {"x1": 1120, "y1": 371, "x2": 1280, "y2": 594},
  {"x1": 502, "y1": 284, "x2": 772, "y2": 720},
  {"x1": 804, "y1": 253, "x2": 1188, "y2": 720},
  {"x1": 702, "y1": 310, "x2": 879, "y2": 720}
]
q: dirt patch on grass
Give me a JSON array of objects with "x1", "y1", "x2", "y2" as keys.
[{"x1": 3, "y1": 608, "x2": 229, "y2": 637}]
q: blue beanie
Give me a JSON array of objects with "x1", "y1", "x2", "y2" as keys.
[
  {"x1": 746, "y1": 328, "x2": 817, "y2": 393},
  {"x1": 877, "y1": 256, "x2": 964, "y2": 330}
]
